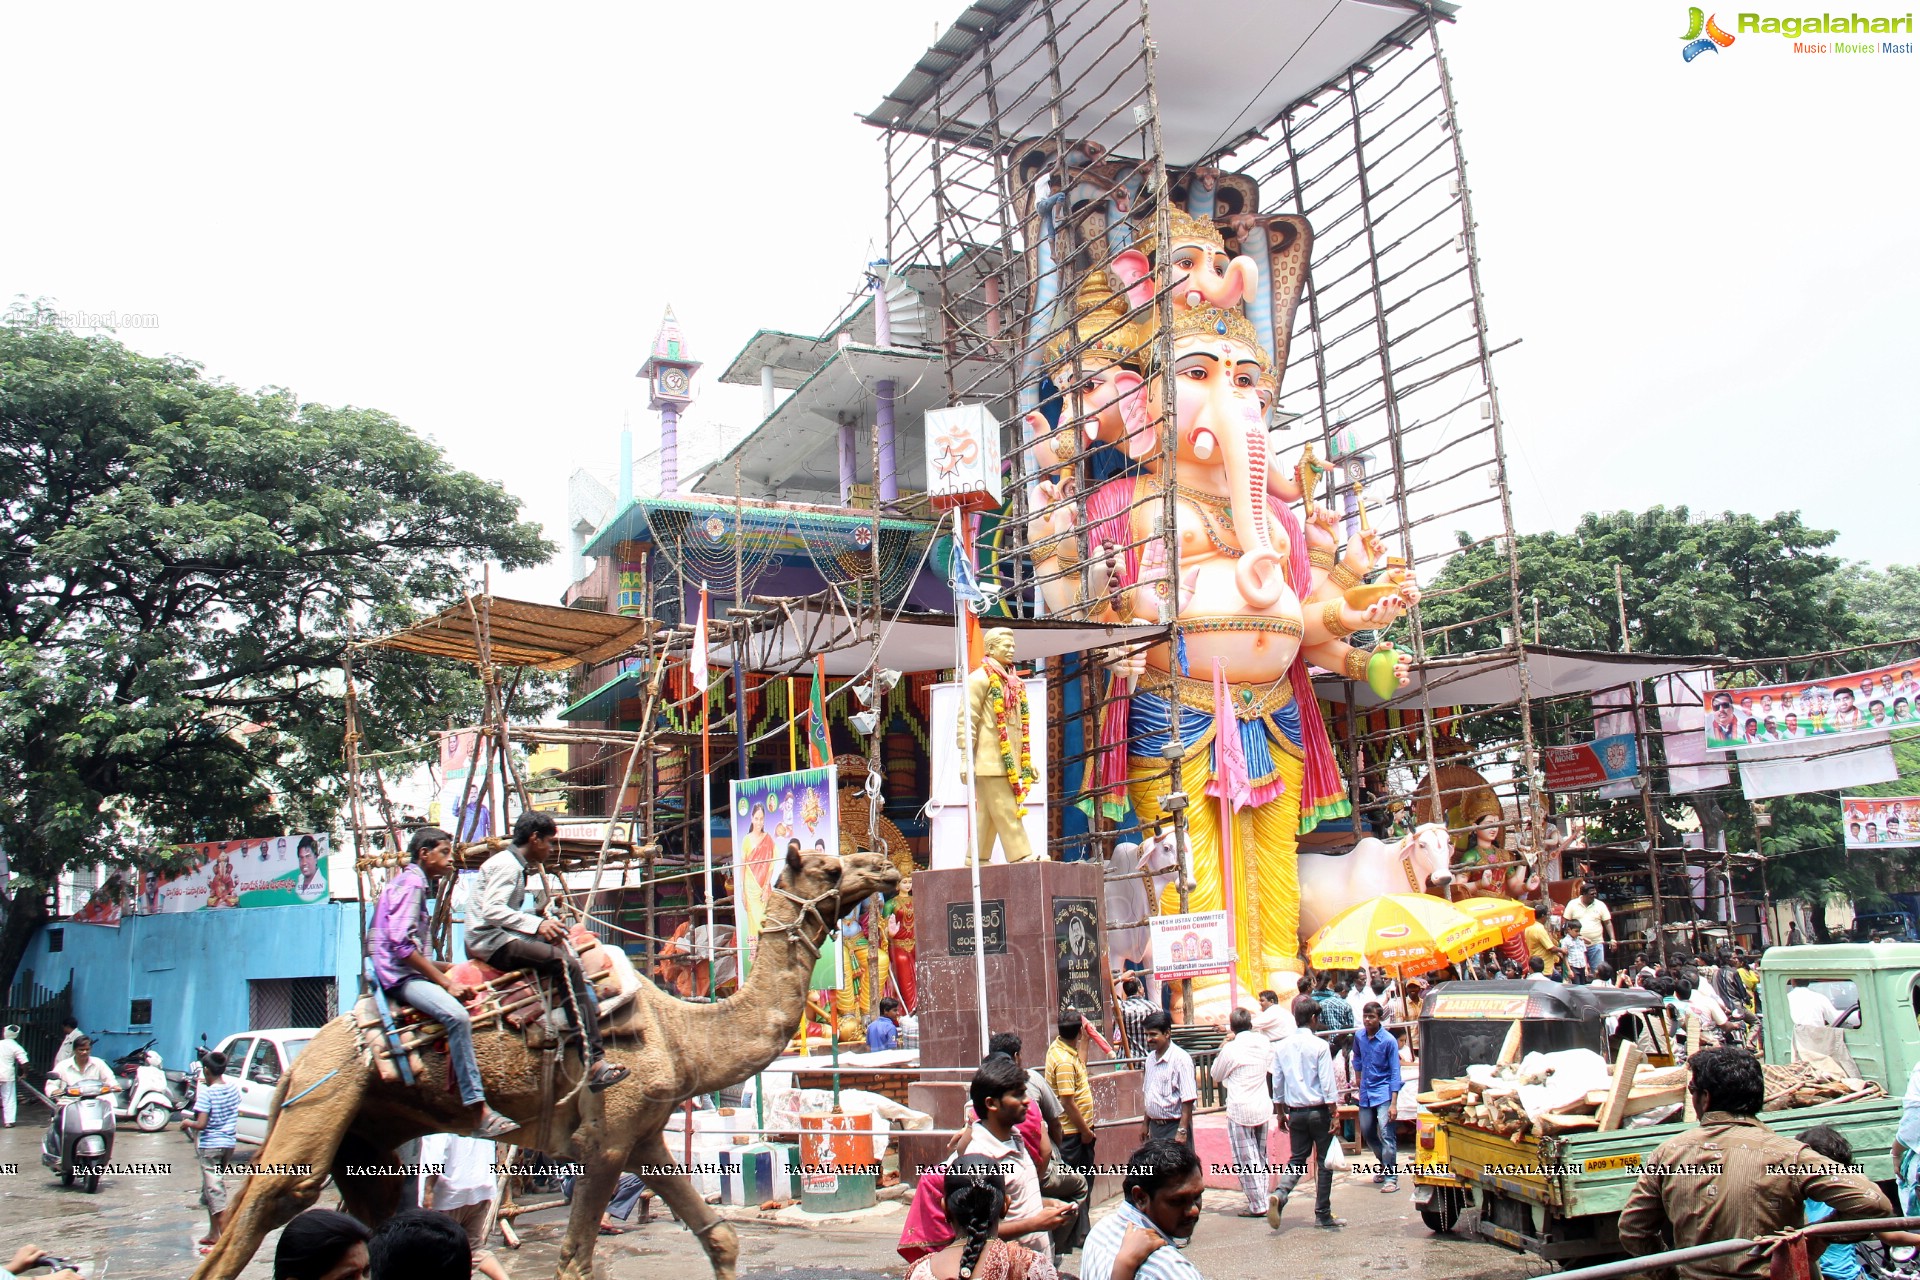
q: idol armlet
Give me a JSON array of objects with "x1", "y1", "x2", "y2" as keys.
[
  {"x1": 1309, "y1": 547, "x2": 1336, "y2": 571},
  {"x1": 1321, "y1": 600, "x2": 1355, "y2": 639},
  {"x1": 1327, "y1": 563, "x2": 1360, "y2": 590}
]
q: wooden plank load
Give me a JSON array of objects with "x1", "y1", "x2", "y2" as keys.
[{"x1": 1423, "y1": 1053, "x2": 1887, "y2": 1141}]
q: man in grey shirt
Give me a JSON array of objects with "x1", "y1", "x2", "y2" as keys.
[{"x1": 466, "y1": 811, "x2": 628, "y2": 1092}]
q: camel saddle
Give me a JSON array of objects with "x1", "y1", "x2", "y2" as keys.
[{"x1": 353, "y1": 926, "x2": 642, "y2": 1084}]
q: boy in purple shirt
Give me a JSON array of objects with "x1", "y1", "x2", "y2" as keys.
[{"x1": 369, "y1": 828, "x2": 516, "y2": 1138}]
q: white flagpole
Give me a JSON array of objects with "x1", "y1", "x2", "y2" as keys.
[
  {"x1": 697, "y1": 582, "x2": 717, "y2": 999},
  {"x1": 956, "y1": 508, "x2": 990, "y2": 1059}
]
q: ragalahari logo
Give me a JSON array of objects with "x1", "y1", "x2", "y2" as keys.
[{"x1": 1681, "y1": 7, "x2": 1738, "y2": 58}]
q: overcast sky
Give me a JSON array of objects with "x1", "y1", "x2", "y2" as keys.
[{"x1": 4, "y1": 2, "x2": 1914, "y2": 605}]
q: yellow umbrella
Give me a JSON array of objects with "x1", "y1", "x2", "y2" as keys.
[
  {"x1": 1454, "y1": 896, "x2": 1535, "y2": 953},
  {"x1": 1305, "y1": 893, "x2": 1482, "y2": 973}
]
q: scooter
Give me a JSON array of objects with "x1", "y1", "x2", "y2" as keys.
[
  {"x1": 112, "y1": 1047, "x2": 184, "y2": 1132},
  {"x1": 41, "y1": 1075, "x2": 116, "y2": 1192}
]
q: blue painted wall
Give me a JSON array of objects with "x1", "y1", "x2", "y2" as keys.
[{"x1": 19, "y1": 904, "x2": 366, "y2": 1068}]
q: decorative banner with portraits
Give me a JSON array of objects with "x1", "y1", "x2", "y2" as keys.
[
  {"x1": 729, "y1": 766, "x2": 839, "y2": 964},
  {"x1": 1148, "y1": 911, "x2": 1233, "y2": 981},
  {"x1": 1841, "y1": 796, "x2": 1920, "y2": 849},
  {"x1": 136, "y1": 833, "x2": 334, "y2": 913},
  {"x1": 1705, "y1": 659, "x2": 1920, "y2": 751}
]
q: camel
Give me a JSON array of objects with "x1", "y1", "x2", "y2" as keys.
[{"x1": 192, "y1": 843, "x2": 900, "y2": 1280}]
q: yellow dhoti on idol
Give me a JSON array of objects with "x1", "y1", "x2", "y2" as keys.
[{"x1": 1125, "y1": 666, "x2": 1343, "y2": 1016}]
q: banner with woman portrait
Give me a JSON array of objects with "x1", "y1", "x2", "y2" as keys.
[
  {"x1": 136, "y1": 833, "x2": 334, "y2": 912},
  {"x1": 1705, "y1": 659, "x2": 1920, "y2": 750},
  {"x1": 729, "y1": 766, "x2": 839, "y2": 967}
]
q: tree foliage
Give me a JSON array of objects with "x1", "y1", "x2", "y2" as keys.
[
  {"x1": 0, "y1": 304, "x2": 552, "y2": 987},
  {"x1": 1420, "y1": 507, "x2": 1871, "y2": 657},
  {"x1": 1419, "y1": 506, "x2": 1915, "y2": 919},
  {"x1": 1839, "y1": 562, "x2": 1920, "y2": 642}
]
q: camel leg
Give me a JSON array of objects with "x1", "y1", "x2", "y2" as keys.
[
  {"x1": 192, "y1": 1026, "x2": 370, "y2": 1280},
  {"x1": 630, "y1": 1129, "x2": 739, "y2": 1280},
  {"x1": 555, "y1": 1131, "x2": 630, "y2": 1280}
]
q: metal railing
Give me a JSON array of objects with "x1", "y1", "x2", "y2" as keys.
[{"x1": 1554, "y1": 1215, "x2": 1920, "y2": 1280}]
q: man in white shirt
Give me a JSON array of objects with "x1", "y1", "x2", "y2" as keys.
[
  {"x1": 1210, "y1": 1007, "x2": 1277, "y2": 1216},
  {"x1": 0, "y1": 1024, "x2": 30, "y2": 1127},
  {"x1": 1688, "y1": 977, "x2": 1732, "y2": 1044},
  {"x1": 1786, "y1": 980, "x2": 1842, "y2": 1029},
  {"x1": 1253, "y1": 988, "x2": 1296, "y2": 1041},
  {"x1": 419, "y1": 1133, "x2": 510, "y2": 1280},
  {"x1": 1139, "y1": 1012, "x2": 1197, "y2": 1148},
  {"x1": 52, "y1": 1018, "x2": 81, "y2": 1072},
  {"x1": 962, "y1": 1055, "x2": 1073, "y2": 1261},
  {"x1": 1269, "y1": 996, "x2": 1342, "y2": 1230},
  {"x1": 1564, "y1": 888, "x2": 1615, "y2": 971}
]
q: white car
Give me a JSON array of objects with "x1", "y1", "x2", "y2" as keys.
[{"x1": 211, "y1": 1027, "x2": 319, "y2": 1148}]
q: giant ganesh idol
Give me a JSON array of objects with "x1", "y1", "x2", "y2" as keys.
[{"x1": 1026, "y1": 200, "x2": 1417, "y2": 1016}]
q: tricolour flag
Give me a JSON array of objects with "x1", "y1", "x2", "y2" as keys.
[{"x1": 807, "y1": 656, "x2": 832, "y2": 769}]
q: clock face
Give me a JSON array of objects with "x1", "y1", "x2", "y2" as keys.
[{"x1": 660, "y1": 368, "x2": 690, "y2": 396}]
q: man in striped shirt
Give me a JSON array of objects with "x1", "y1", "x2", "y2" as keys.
[
  {"x1": 1081, "y1": 1139, "x2": 1208, "y2": 1280},
  {"x1": 182, "y1": 1049, "x2": 241, "y2": 1253}
]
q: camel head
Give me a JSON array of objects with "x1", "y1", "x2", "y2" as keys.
[{"x1": 777, "y1": 844, "x2": 901, "y2": 934}]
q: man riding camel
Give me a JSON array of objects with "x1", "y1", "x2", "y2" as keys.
[
  {"x1": 367, "y1": 827, "x2": 518, "y2": 1138},
  {"x1": 465, "y1": 811, "x2": 628, "y2": 1093}
]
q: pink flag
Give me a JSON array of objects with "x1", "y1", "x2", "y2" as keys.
[{"x1": 1207, "y1": 656, "x2": 1253, "y2": 813}]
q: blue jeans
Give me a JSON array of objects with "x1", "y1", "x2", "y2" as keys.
[
  {"x1": 1356, "y1": 1102, "x2": 1397, "y2": 1178},
  {"x1": 389, "y1": 976, "x2": 485, "y2": 1107},
  {"x1": 1586, "y1": 942, "x2": 1606, "y2": 971}
]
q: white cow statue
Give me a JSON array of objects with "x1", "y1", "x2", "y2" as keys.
[{"x1": 1297, "y1": 822, "x2": 1457, "y2": 946}]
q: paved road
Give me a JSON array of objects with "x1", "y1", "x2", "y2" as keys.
[{"x1": 0, "y1": 1112, "x2": 1550, "y2": 1279}]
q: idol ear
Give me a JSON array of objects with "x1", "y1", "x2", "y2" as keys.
[
  {"x1": 786, "y1": 845, "x2": 805, "y2": 878},
  {"x1": 1115, "y1": 370, "x2": 1155, "y2": 460},
  {"x1": 1111, "y1": 248, "x2": 1155, "y2": 313}
]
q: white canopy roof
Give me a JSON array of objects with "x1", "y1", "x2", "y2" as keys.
[
  {"x1": 1313, "y1": 644, "x2": 1715, "y2": 709},
  {"x1": 863, "y1": 0, "x2": 1446, "y2": 166},
  {"x1": 716, "y1": 602, "x2": 1161, "y2": 677}
]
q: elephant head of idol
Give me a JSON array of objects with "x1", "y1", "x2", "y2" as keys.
[
  {"x1": 1171, "y1": 304, "x2": 1288, "y2": 612},
  {"x1": 1038, "y1": 264, "x2": 1158, "y2": 464},
  {"x1": 1165, "y1": 206, "x2": 1259, "y2": 314}
]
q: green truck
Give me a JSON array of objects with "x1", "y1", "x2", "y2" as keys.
[{"x1": 1410, "y1": 944, "x2": 1920, "y2": 1263}]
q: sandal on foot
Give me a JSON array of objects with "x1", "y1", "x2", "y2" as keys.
[
  {"x1": 588, "y1": 1061, "x2": 631, "y2": 1092},
  {"x1": 474, "y1": 1107, "x2": 519, "y2": 1139}
]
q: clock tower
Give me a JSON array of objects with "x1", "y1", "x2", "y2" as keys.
[{"x1": 636, "y1": 305, "x2": 699, "y2": 494}]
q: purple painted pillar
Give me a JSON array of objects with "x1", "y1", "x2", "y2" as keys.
[
  {"x1": 870, "y1": 259, "x2": 898, "y2": 504},
  {"x1": 838, "y1": 419, "x2": 857, "y2": 505},
  {"x1": 659, "y1": 404, "x2": 679, "y2": 495}
]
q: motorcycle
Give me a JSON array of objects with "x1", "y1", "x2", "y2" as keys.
[
  {"x1": 40, "y1": 1076, "x2": 117, "y2": 1192},
  {"x1": 112, "y1": 1046, "x2": 184, "y2": 1132}
]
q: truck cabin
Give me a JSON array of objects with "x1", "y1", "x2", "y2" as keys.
[
  {"x1": 1416, "y1": 981, "x2": 1672, "y2": 1090},
  {"x1": 1761, "y1": 942, "x2": 1920, "y2": 1093}
]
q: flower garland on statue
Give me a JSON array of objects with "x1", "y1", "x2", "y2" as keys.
[{"x1": 983, "y1": 654, "x2": 1038, "y2": 812}]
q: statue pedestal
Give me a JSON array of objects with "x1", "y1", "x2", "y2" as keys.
[{"x1": 913, "y1": 860, "x2": 1108, "y2": 1071}]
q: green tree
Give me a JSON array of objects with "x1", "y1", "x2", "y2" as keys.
[
  {"x1": 1420, "y1": 507, "x2": 1909, "y2": 928},
  {"x1": 1838, "y1": 562, "x2": 1920, "y2": 641},
  {"x1": 0, "y1": 305, "x2": 551, "y2": 990},
  {"x1": 1420, "y1": 507, "x2": 1869, "y2": 657}
]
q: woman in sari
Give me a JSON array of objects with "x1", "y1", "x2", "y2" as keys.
[{"x1": 906, "y1": 1156, "x2": 1056, "y2": 1280}]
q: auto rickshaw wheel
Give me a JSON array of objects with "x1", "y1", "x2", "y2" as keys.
[{"x1": 1419, "y1": 1186, "x2": 1463, "y2": 1232}]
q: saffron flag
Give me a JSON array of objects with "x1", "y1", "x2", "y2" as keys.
[
  {"x1": 807, "y1": 657, "x2": 832, "y2": 768},
  {"x1": 689, "y1": 584, "x2": 710, "y2": 693}
]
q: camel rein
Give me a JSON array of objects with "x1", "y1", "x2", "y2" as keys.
[{"x1": 760, "y1": 881, "x2": 840, "y2": 963}]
